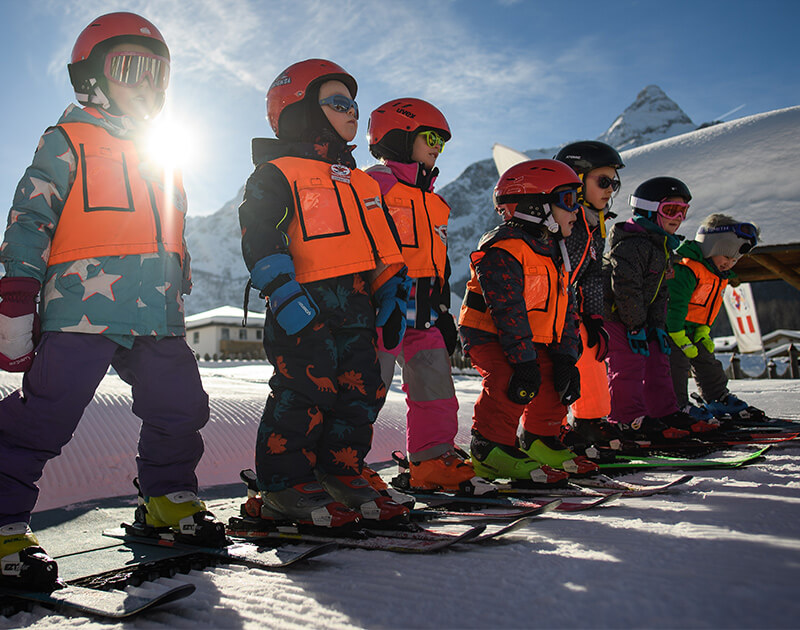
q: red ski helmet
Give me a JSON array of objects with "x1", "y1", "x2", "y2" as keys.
[
  {"x1": 267, "y1": 59, "x2": 357, "y2": 138},
  {"x1": 367, "y1": 98, "x2": 451, "y2": 162},
  {"x1": 494, "y1": 159, "x2": 582, "y2": 229},
  {"x1": 68, "y1": 12, "x2": 169, "y2": 110}
]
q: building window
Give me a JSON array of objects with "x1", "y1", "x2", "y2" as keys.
[
  {"x1": 192, "y1": 331, "x2": 200, "y2": 344},
  {"x1": 239, "y1": 328, "x2": 248, "y2": 340},
  {"x1": 220, "y1": 328, "x2": 230, "y2": 340},
  {"x1": 256, "y1": 329, "x2": 262, "y2": 340}
]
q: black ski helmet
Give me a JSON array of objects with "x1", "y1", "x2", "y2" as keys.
[
  {"x1": 554, "y1": 141, "x2": 624, "y2": 175},
  {"x1": 629, "y1": 177, "x2": 692, "y2": 221}
]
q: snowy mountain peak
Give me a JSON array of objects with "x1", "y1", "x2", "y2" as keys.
[{"x1": 597, "y1": 84, "x2": 695, "y2": 151}]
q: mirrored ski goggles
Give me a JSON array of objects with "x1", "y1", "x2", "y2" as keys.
[
  {"x1": 104, "y1": 52, "x2": 170, "y2": 90},
  {"x1": 587, "y1": 174, "x2": 620, "y2": 192},
  {"x1": 546, "y1": 187, "x2": 581, "y2": 212},
  {"x1": 698, "y1": 222, "x2": 759, "y2": 248},
  {"x1": 418, "y1": 130, "x2": 446, "y2": 152},
  {"x1": 319, "y1": 94, "x2": 359, "y2": 119}
]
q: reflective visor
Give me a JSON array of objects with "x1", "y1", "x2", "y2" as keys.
[
  {"x1": 318, "y1": 95, "x2": 359, "y2": 119},
  {"x1": 104, "y1": 52, "x2": 170, "y2": 90}
]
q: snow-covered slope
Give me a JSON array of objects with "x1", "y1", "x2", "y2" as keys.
[{"x1": 3, "y1": 366, "x2": 799, "y2": 629}]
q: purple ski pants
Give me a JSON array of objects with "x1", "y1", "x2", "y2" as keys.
[
  {"x1": 605, "y1": 321, "x2": 678, "y2": 424},
  {"x1": 0, "y1": 332, "x2": 209, "y2": 526}
]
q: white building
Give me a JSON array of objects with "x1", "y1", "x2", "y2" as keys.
[{"x1": 185, "y1": 306, "x2": 266, "y2": 360}]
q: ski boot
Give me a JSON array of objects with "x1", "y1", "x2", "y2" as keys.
[
  {"x1": 681, "y1": 403, "x2": 717, "y2": 424},
  {"x1": 655, "y1": 409, "x2": 720, "y2": 434},
  {"x1": 571, "y1": 418, "x2": 624, "y2": 451},
  {"x1": 613, "y1": 416, "x2": 690, "y2": 441},
  {"x1": 259, "y1": 480, "x2": 362, "y2": 529},
  {"x1": 0, "y1": 523, "x2": 59, "y2": 591},
  {"x1": 408, "y1": 450, "x2": 497, "y2": 496},
  {"x1": 518, "y1": 430, "x2": 599, "y2": 476},
  {"x1": 133, "y1": 480, "x2": 227, "y2": 547},
  {"x1": 361, "y1": 465, "x2": 416, "y2": 508},
  {"x1": 469, "y1": 431, "x2": 569, "y2": 485},
  {"x1": 316, "y1": 471, "x2": 410, "y2": 525},
  {"x1": 696, "y1": 392, "x2": 766, "y2": 424}
]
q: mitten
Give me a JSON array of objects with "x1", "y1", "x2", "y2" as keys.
[
  {"x1": 650, "y1": 327, "x2": 672, "y2": 355},
  {"x1": 551, "y1": 355, "x2": 581, "y2": 406},
  {"x1": 374, "y1": 271, "x2": 411, "y2": 350},
  {"x1": 626, "y1": 328, "x2": 650, "y2": 356},
  {"x1": 507, "y1": 360, "x2": 541, "y2": 405},
  {"x1": 0, "y1": 277, "x2": 41, "y2": 372},
  {"x1": 434, "y1": 309, "x2": 458, "y2": 356},
  {"x1": 693, "y1": 325, "x2": 715, "y2": 354},
  {"x1": 250, "y1": 254, "x2": 318, "y2": 335},
  {"x1": 582, "y1": 313, "x2": 609, "y2": 361},
  {"x1": 669, "y1": 330, "x2": 698, "y2": 358}
]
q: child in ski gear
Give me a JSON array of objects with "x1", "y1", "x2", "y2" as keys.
[
  {"x1": 365, "y1": 98, "x2": 494, "y2": 495},
  {"x1": 603, "y1": 177, "x2": 718, "y2": 440},
  {"x1": 0, "y1": 12, "x2": 222, "y2": 590},
  {"x1": 459, "y1": 159, "x2": 598, "y2": 482},
  {"x1": 667, "y1": 214, "x2": 765, "y2": 422},
  {"x1": 238, "y1": 59, "x2": 411, "y2": 528},
  {"x1": 554, "y1": 141, "x2": 625, "y2": 450}
]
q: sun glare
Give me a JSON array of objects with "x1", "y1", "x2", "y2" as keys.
[{"x1": 145, "y1": 114, "x2": 197, "y2": 171}]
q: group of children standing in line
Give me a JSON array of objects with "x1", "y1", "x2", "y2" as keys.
[{"x1": 0, "y1": 12, "x2": 763, "y2": 590}]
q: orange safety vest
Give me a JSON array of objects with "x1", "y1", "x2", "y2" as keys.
[
  {"x1": 383, "y1": 181, "x2": 449, "y2": 284},
  {"x1": 270, "y1": 157, "x2": 405, "y2": 285},
  {"x1": 49, "y1": 120, "x2": 185, "y2": 266},
  {"x1": 681, "y1": 257, "x2": 728, "y2": 326},
  {"x1": 458, "y1": 238, "x2": 570, "y2": 344}
]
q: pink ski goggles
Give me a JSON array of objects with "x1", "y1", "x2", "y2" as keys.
[
  {"x1": 104, "y1": 51, "x2": 170, "y2": 90},
  {"x1": 630, "y1": 195, "x2": 689, "y2": 220}
]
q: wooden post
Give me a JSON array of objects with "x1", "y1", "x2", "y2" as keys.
[
  {"x1": 731, "y1": 354, "x2": 743, "y2": 380},
  {"x1": 790, "y1": 343, "x2": 800, "y2": 379}
]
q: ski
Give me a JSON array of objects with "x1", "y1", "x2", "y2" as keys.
[
  {"x1": 103, "y1": 526, "x2": 339, "y2": 571},
  {"x1": 498, "y1": 474, "x2": 693, "y2": 498},
  {"x1": 225, "y1": 517, "x2": 487, "y2": 554},
  {"x1": 596, "y1": 445, "x2": 771, "y2": 471},
  {"x1": 409, "y1": 492, "x2": 621, "y2": 515},
  {"x1": 0, "y1": 581, "x2": 194, "y2": 620}
]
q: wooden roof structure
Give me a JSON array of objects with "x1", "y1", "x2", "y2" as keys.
[{"x1": 733, "y1": 243, "x2": 800, "y2": 291}]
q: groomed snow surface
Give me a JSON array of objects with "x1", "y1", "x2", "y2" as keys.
[{"x1": 1, "y1": 362, "x2": 799, "y2": 629}]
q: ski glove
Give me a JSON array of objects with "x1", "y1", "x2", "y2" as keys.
[
  {"x1": 0, "y1": 277, "x2": 41, "y2": 372},
  {"x1": 507, "y1": 360, "x2": 540, "y2": 405},
  {"x1": 669, "y1": 330, "x2": 698, "y2": 358},
  {"x1": 374, "y1": 271, "x2": 411, "y2": 350},
  {"x1": 693, "y1": 325, "x2": 715, "y2": 354},
  {"x1": 250, "y1": 254, "x2": 318, "y2": 336},
  {"x1": 434, "y1": 308, "x2": 458, "y2": 356},
  {"x1": 650, "y1": 327, "x2": 671, "y2": 355},
  {"x1": 626, "y1": 328, "x2": 650, "y2": 356},
  {"x1": 582, "y1": 313, "x2": 609, "y2": 361},
  {"x1": 551, "y1": 355, "x2": 581, "y2": 406}
]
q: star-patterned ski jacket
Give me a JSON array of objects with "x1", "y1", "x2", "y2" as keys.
[{"x1": 0, "y1": 104, "x2": 191, "y2": 347}]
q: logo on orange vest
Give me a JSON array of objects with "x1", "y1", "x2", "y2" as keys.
[
  {"x1": 330, "y1": 164, "x2": 351, "y2": 184},
  {"x1": 434, "y1": 224, "x2": 448, "y2": 245},
  {"x1": 364, "y1": 196, "x2": 381, "y2": 210}
]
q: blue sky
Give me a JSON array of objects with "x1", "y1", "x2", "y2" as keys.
[{"x1": 1, "y1": 0, "x2": 798, "y2": 217}]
